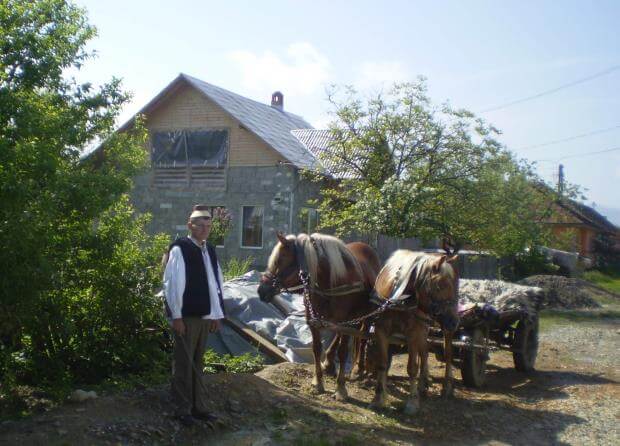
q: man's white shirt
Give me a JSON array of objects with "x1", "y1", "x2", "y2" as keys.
[{"x1": 163, "y1": 237, "x2": 225, "y2": 320}]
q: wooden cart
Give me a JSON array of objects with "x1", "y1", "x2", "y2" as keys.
[{"x1": 427, "y1": 304, "x2": 539, "y2": 388}]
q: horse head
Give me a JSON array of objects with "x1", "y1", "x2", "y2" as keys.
[
  {"x1": 424, "y1": 254, "x2": 460, "y2": 331},
  {"x1": 258, "y1": 232, "x2": 305, "y2": 302}
]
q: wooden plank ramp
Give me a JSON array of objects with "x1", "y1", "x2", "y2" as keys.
[{"x1": 222, "y1": 317, "x2": 289, "y2": 363}]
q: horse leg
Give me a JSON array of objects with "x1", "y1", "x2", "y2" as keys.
[
  {"x1": 370, "y1": 328, "x2": 389, "y2": 409},
  {"x1": 418, "y1": 333, "x2": 430, "y2": 398},
  {"x1": 310, "y1": 326, "x2": 325, "y2": 393},
  {"x1": 353, "y1": 336, "x2": 368, "y2": 379},
  {"x1": 404, "y1": 328, "x2": 421, "y2": 415},
  {"x1": 321, "y1": 335, "x2": 338, "y2": 377},
  {"x1": 351, "y1": 322, "x2": 369, "y2": 380},
  {"x1": 441, "y1": 330, "x2": 455, "y2": 398},
  {"x1": 334, "y1": 335, "x2": 350, "y2": 401}
]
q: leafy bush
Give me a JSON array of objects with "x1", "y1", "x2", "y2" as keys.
[
  {"x1": 203, "y1": 349, "x2": 265, "y2": 374},
  {"x1": 592, "y1": 233, "x2": 620, "y2": 273},
  {"x1": 3, "y1": 197, "x2": 170, "y2": 385},
  {"x1": 222, "y1": 256, "x2": 255, "y2": 281},
  {"x1": 0, "y1": 0, "x2": 171, "y2": 390},
  {"x1": 512, "y1": 248, "x2": 560, "y2": 280},
  {"x1": 207, "y1": 207, "x2": 232, "y2": 246}
]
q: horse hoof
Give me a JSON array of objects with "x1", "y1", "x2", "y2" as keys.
[
  {"x1": 312, "y1": 383, "x2": 325, "y2": 394},
  {"x1": 334, "y1": 389, "x2": 348, "y2": 401},
  {"x1": 349, "y1": 371, "x2": 362, "y2": 381},
  {"x1": 441, "y1": 386, "x2": 454, "y2": 399},
  {"x1": 369, "y1": 396, "x2": 385, "y2": 410},
  {"x1": 403, "y1": 400, "x2": 419, "y2": 415},
  {"x1": 321, "y1": 361, "x2": 336, "y2": 376}
]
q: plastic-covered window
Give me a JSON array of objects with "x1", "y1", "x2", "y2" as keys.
[{"x1": 152, "y1": 130, "x2": 228, "y2": 167}]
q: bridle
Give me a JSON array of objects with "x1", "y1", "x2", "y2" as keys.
[
  {"x1": 261, "y1": 238, "x2": 309, "y2": 294},
  {"x1": 260, "y1": 236, "x2": 370, "y2": 328}
]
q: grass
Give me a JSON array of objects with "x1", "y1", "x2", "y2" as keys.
[
  {"x1": 583, "y1": 270, "x2": 620, "y2": 295},
  {"x1": 539, "y1": 308, "x2": 620, "y2": 331},
  {"x1": 203, "y1": 349, "x2": 265, "y2": 374},
  {"x1": 222, "y1": 256, "x2": 254, "y2": 280}
]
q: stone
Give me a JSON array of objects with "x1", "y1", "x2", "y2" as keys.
[{"x1": 69, "y1": 389, "x2": 98, "y2": 403}]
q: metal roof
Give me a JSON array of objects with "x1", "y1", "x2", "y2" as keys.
[{"x1": 291, "y1": 129, "x2": 359, "y2": 178}]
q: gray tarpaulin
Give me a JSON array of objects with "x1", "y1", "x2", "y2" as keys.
[{"x1": 205, "y1": 271, "x2": 320, "y2": 363}]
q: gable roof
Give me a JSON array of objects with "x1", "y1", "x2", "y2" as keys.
[
  {"x1": 558, "y1": 199, "x2": 618, "y2": 234},
  {"x1": 181, "y1": 74, "x2": 317, "y2": 169},
  {"x1": 96, "y1": 73, "x2": 318, "y2": 169}
]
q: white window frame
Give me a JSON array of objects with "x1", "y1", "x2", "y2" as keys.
[{"x1": 240, "y1": 205, "x2": 264, "y2": 249}]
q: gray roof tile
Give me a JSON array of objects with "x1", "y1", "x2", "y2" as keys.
[{"x1": 182, "y1": 74, "x2": 317, "y2": 169}]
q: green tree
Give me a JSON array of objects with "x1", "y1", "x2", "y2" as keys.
[
  {"x1": 309, "y1": 81, "x2": 556, "y2": 256},
  {"x1": 0, "y1": 0, "x2": 166, "y2": 385}
]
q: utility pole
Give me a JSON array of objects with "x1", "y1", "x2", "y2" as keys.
[{"x1": 557, "y1": 164, "x2": 564, "y2": 195}]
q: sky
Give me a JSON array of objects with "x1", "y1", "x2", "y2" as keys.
[{"x1": 72, "y1": 0, "x2": 620, "y2": 223}]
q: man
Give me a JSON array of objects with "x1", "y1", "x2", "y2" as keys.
[{"x1": 163, "y1": 204, "x2": 225, "y2": 427}]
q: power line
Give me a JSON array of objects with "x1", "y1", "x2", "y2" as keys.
[
  {"x1": 479, "y1": 65, "x2": 620, "y2": 113},
  {"x1": 516, "y1": 124, "x2": 620, "y2": 150},
  {"x1": 534, "y1": 146, "x2": 620, "y2": 162}
]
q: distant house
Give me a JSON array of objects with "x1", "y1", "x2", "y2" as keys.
[
  {"x1": 546, "y1": 198, "x2": 619, "y2": 260},
  {"x1": 101, "y1": 73, "x2": 329, "y2": 267}
]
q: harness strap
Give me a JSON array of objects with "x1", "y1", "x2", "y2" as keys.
[{"x1": 310, "y1": 281, "x2": 366, "y2": 298}]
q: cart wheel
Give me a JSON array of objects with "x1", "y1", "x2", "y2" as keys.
[
  {"x1": 513, "y1": 318, "x2": 539, "y2": 372},
  {"x1": 460, "y1": 327, "x2": 487, "y2": 388}
]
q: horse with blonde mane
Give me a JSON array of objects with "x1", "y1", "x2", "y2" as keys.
[
  {"x1": 258, "y1": 232, "x2": 381, "y2": 400},
  {"x1": 370, "y1": 250, "x2": 459, "y2": 414}
]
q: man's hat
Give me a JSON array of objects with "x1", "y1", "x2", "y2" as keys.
[{"x1": 190, "y1": 204, "x2": 212, "y2": 219}]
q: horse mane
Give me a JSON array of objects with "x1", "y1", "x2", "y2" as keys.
[
  {"x1": 380, "y1": 250, "x2": 455, "y2": 297},
  {"x1": 267, "y1": 233, "x2": 363, "y2": 288},
  {"x1": 307, "y1": 233, "x2": 364, "y2": 287}
]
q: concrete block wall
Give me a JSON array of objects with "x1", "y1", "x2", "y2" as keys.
[{"x1": 131, "y1": 165, "x2": 321, "y2": 269}]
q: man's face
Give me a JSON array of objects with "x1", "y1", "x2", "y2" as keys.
[{"x1": 188, "y1": 217, "x2": 212, "y2": 242}]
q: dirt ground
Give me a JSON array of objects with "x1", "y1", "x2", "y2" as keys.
[{"x1": 1, "y1": 304, "x2": 618, "y2": 445}]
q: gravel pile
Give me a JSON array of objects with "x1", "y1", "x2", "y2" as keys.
[{"x1": 518, "y1": 275, "x2": 604, "y2": 309}]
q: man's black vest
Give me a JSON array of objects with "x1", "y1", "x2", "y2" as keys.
[{"x1": 169, "y1": 237, "x2": 225, "y2": 318}]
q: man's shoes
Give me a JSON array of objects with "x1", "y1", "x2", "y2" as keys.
[
  {"x1": 191, "y1": 409, "x2": 218, "y2": 423},
  {"x1": 176, "y1": 414, "x2": 195, "y2": 427}
]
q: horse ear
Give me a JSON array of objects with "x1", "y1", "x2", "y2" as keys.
[
  {"x1": 433, "y1": 255, "x2": 447, "y2": 273},
  {"x1": 276, "y1": 231, "x2": 287, "y2": 245},
  {"x1": 447, "y1": 255, "x2": 459, "y2": 264}
]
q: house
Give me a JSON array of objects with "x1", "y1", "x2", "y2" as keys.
[
  {"x1": 108, "y1": 73, "x2": 326, "y2": 267},
  {"x1": 546, "y1": 198, "x2": 619, "y2": 260},
  {"x1": 98, "y1": 73, "x2": 501, "y2": 277}
]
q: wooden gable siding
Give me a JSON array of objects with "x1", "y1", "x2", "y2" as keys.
[{"x1": 146, "y1": 83, "x2": 286, "y2": 166}]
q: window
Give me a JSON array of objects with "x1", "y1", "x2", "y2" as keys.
[
  {"x1": 298, "y1": 207, "x2": 319, "y2": 234},
  {"x1": 151, "y1": 129, "x2": 228, "y2": 187},
  {"x1": 241, "y1": 206, "x2": 263, "y2": 248}
]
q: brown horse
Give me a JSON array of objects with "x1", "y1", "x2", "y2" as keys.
[
  {"x1": 258, "y1": 232, "x2": 381, "y2": 400},
  {"x1": 370, "y1": 250, "x2": 459, "y2": 414}
]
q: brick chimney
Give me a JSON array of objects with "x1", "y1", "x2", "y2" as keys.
[{"x1": 271, "y1": 91, "x2": 283, "y2": 110}]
